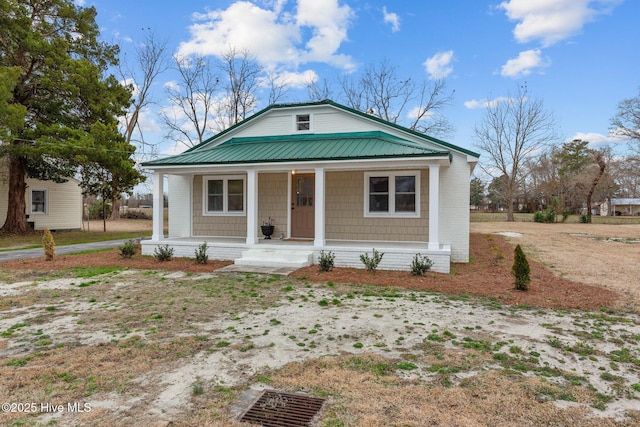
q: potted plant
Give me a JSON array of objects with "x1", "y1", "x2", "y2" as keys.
[{"x1": 261, "y1": 217, "x2": 275, "y2": 239}]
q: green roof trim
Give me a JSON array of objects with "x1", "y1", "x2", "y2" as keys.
[
  {"x1": 179, "y1": 99, "x2": 480, "y2": 158},
  {"x1": 142, "y1": 131, "x2": 450, "y2": 167}
]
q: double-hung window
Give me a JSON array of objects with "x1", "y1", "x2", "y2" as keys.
[
  {"x1": 365, "y1": 171, "x2": 420, "y2": 217},
  {"x1": 30, "y1": 189, "x2": 47, "y2": 214},
  {"x1": 203, "y1": 175, "x2": 245, "y2": 215}
]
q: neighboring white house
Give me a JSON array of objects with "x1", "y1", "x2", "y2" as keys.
[
  {"x1": 141, "y1": 100, "x2": 480, "y2": 273},
  {"x1": 600, "y1": 198, "x2": 640, "y2": 216},
  {"x1": 0, "y1": 161, "x2": 83, "y2": 231}
]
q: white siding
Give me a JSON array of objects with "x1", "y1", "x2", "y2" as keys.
[
  {"x1": 439, "y1": 152, "x2": 472, "y2": 262},
  {"x1": 203, "y1": 104, "x2": 452, "y2": 153},
  {"x1": 25, "y1": 178, "x2": 82, "y2": 230}
]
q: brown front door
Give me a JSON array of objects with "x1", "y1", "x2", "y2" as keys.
[{"x1": 291, "y1": 174, "x2": 314, "y2": 238}]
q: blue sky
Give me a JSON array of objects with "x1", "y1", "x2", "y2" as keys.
[{"x1": 84, "y1": 0, "x2": 638, "y2": 162}]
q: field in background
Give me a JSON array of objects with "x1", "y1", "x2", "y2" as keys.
[{"x1": 471, "y1": 211, "x2": 640, "y2": 224}]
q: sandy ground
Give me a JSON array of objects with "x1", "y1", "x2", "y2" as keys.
[
  {"x1": 1, "y1": 220, "x2": 640, "y2": 425},
  {"x1": 1, "y1": 270, "x2": 639, "y2": 425}
]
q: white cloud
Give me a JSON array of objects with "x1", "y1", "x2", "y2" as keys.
[
  {"x1": 177, "y1": 0, "x2": 355, "y2": 71},
  {"x1": 569, "y1": 131, "x2": 630, "y2": 148},
  {"x1": 464, "y1": 96, "x2": 512, "y2": 109},
  {"x1": 163, "y1": 80, "x2": 180, "y2": 92},
  {"x1": 500, "y1": 49, "x2": 549, "y2": 78},
  {"x1": 423, "y1": 50, "x2": 454, "y2": 80},
  {"x1": 269, "y1": 69, "x2": 319, "y2": 89},
  {"x1": 498, "y1": 0, "x2": 622, "y2": 47},
  {"x1": 382, "y1": 7, "x2": 400, "y2": 32}
]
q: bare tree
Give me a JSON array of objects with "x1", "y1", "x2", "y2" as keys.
[
  {"x1": 609, "y1": 156, "x2": 640, "y2": 198},
  {"x1": 474, "y1": 85, "x2": 558, "y2": 221},
  {"x1": 264, "y1": 71, "x2": 289, "y2": 105},
  {"x1": 336, "y1": 58, "x2": 454, "y2": 137},
  {"x1": 116, "y1": 30, "x2": 168, "y2": 219},
  {"x1": 216, "y1": 47, "x2": 262, "y2": 130},
  {"x1": 163, "y1": 55, "x2": 220, "y2": 148},
  {"x1": 119, "y1": 31, "x2": 169, "y2": 152},
  {"x1": 306, "y1": 77, "x2": 333, "y2": 101},
  {"x1": 611, "y1": 87, "x2": 640, "y2": 150}
]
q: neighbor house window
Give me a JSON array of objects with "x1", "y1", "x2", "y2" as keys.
[
  {"x1": 31, "y1": 189, "x2": 47, "y2": 214},
  {"x1": 296, "y1": 114, "x2": 310, "y2": 131},
  {"x1": 203, "y1": 175, "x2": 245, "y2": 215},
  {"x1": 364, "y1": 171, "x2": 420, "y2": 217}
]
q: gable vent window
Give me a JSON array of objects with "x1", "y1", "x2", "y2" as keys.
[{"x1": 296, "y1": 114, "x2": 310, "y2": 131}]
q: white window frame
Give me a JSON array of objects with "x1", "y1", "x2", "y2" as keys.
[
  {"x1": 294, "y1": 113, "x2": 312, "y2": 132},
  {"x1": 364, "y1": 171, "x2": 420, "y2": 218},
  {"x1": 30, "y1": 188, "x2": 48, "y2": 215},
  {"x1": 202, "y1": 175, "x2": 246, "y2": 216}
]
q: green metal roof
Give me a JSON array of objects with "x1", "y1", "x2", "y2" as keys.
[{"x1": 143, "y1": 131, "x2": 450, "y2": 167}]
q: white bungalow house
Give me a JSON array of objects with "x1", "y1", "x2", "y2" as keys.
[
  {"x1": 141, "y1": 100, "x2": 479, "y2": 273},
  {"x1": 0, "y1": 165, "x2": 83, "y2": 231}
]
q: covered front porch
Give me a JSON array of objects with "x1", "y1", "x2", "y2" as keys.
[{"x1": 142, "y1": 158, "x2": 452, "y2": 272}]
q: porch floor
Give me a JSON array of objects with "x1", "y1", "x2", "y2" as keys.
[{"x1": 162, "y1": 236, "x2": 432, "y2": 250}]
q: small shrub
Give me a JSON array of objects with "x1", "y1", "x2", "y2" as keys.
[
  {"x1": 579, "y1": 214, "x2": 591, "y2": 224},
  {"x1": 87, "y1": 200, "x2": 112, "y2": 220},
  {"x1": 533, "y1": 211, "x2": 545, "y2": 223},
  {"x1": 360, "y1": 248, "x2": 384, "y2": 272},
  {"x1": 154, "y1": 244, "x2": 174, "y2": 262},
  {"x1": 42, "y1": 228, "x2": 55, "y2": 261},
  {"x1": 120, "y1": 210, "x2": 151, "y2": 220},
  {"x1": 491, "y1": 246, "x2": 504, "y2": 262},
  {"x1": 561, "y1": 209, "x2": 571, "y2": 223},
  {"x1": 318, "y1": 250, "x2": 335, "y2": 272},
  {"x1": 119, "y1": 240, "x2": 137, "y2": 259},
  {"x1": 544, "y1": 208, "x2": 556, "y2": 223},
  {"x1": 512, "y1": 244, "x2": 531, "y2": 291},
  {"x1": 410, "y1": 254, "x2": 433, "y2": 276},
  {"x1": 194, "y1": 242, "x2": 208, "y2": 264}
]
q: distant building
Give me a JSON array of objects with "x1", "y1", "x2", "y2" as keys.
[
  {"x1": 0, "y1": 159, "x2": 82, "y2": 230},
  {"x1": 600, "y1": 198, "x2": 640, "y2": 216}
]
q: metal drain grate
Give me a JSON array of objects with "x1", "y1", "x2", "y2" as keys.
[{"x1": 239, "y1": 389, "x2": 326, "y2": 426}]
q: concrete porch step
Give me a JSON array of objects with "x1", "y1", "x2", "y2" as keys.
[{"x1": 235, "y1": 248, "x2": 314, "y2": 268}]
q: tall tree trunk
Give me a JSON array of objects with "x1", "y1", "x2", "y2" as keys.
[
  {"x1": 1, "y1": 156, "x2": 28, "y2": 234},
  {"x1": 586, "y1": 151, "x2": 607, "y2": 223},
  {"x1": 110, "y1": 195, "x2": 120, "y2": 220}
]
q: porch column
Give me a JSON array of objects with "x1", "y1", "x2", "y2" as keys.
[
  {"x1": 428, "y1": 165, "x2": 440, "y2": 250},
  {"x1": 246, "y1": 169, "x2": 258, "y2": 245},
  {"x1": 152, "y1": 171, "x2": 164, "y2": 241},
  {"x1": 314, "y1": 167, "x2": 326, "y2": 247}
]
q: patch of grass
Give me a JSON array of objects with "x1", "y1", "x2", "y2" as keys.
[
  {"x1": 68, "y1": 266, "x2": 125, "y2": 278},
  {"x1": 0, "y1": 230, "x2": 150, "y2": 250},
  {"x1": 340, "y1": 356, "x2": 394, "y2": 376},
  {"x1": 396, "y1": 361, "x2": 418, "y2": 371}
]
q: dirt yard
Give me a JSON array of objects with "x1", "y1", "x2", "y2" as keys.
[
  {"x1": 470, "y1": 222, "x2": 640, "y2": 311},
  {"x1": 0, "y1": 220, "x2": 639, "y2": 426}
]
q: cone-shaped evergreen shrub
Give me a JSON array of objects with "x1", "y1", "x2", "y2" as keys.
[
  {"x1": 42, "y1": 228, "x2": 56, "y2": 261},
  {"x1": 512, "y1": 244, "x2": 530, "y2": 291}
]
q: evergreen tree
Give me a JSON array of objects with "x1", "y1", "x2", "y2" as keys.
[
  {"x1": 0, "y1": 0, "x2": 135, "y2": 233},
  {"x1": 512, "y1": 244, "x2": 531, "y2": 291}
]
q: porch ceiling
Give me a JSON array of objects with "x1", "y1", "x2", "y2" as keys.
[{"x1": 142, "y1": 131, "x2": 450, "y2": 167}]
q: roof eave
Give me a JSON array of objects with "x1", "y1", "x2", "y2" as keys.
[{"x1": 141, "y1": 153, "x2": 451, "y2": 172}]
